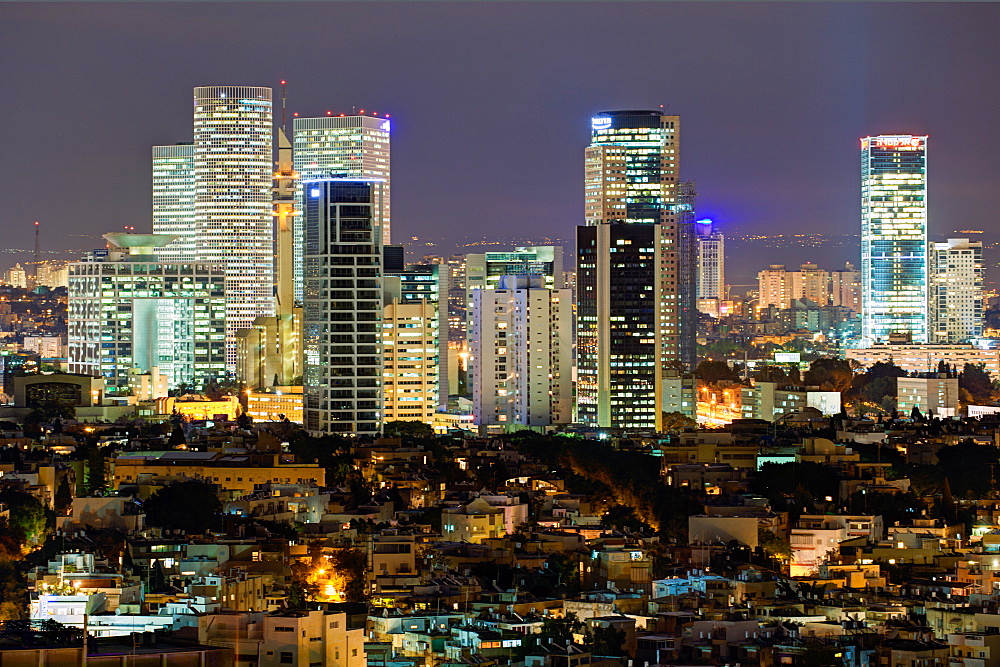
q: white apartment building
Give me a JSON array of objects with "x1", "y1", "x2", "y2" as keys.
[
  {"x1": 929, "y1": 238, "x2": 984, "y2": 344},
  {"x1": 470, "y1": 274, "x2": 572, "y2": 429}
]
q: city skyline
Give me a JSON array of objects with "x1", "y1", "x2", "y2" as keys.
[{"x1": 4, "y1": 3, "x2": 1000, "y2": 274}]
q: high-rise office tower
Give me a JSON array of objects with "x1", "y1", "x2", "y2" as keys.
[
  {"x1": 151, "y1": 143, "x2": 195, "y2": 260},
  {"x1": 577, "y1": 110, "x2": 694, "y2": 431},
  {"x1": 152, "y1": 87, "x2": 275, "y2": 371},
  {"x1": 68, "y1": 234, "x2": 227, "y2": 395},
  {"x1": 929, "y1": 238, "x2": 983, "y2": 343},
  {"x1": 293, "y1": 115, "x2": 391, "y2": 302},
  {"x1": 860, "y1": 135, "x2": 928, "y2": 344},
  {"x1": 695, "y1": 218, "x2": 725, "y2": 311},
  {"x1": 470, "y1": 275, "x2": 573, "y2": 429},
  {"x1": 302, "y1": 179, "x2": 384, "y2": 436}
]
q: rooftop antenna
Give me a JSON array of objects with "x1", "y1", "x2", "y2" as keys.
[
  {"x1": 280, "y1": 80, "x2": 287, "y2": 133},
  {"x1": 33, "y1": 221, "x2": 39, "y2": 282}
]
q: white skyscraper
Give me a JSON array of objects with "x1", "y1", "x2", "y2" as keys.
[
  {"x1": 293, "y1": 115, "x2": 391, "y2": 301},
  {"x1": 470, "y1": 274, "x2": 573, "y2": 429},
  {"x1": 695, "y1": 218, "x2": 725, "y2": 310},
  {"x1": 929, "y1": 238, "x2": 983, "y2": 343},
  {"x1": 153, "y1": 86, "x2": 275, "y2": 371},
  {"x1": 151, "y1": 143, "x2": 195, "y2": 260}
]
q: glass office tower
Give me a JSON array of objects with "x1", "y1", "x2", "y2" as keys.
[
  {"x1": 293, "y1": 115, "x2": 391, "y2": 302},
  {"x1": 302, "y1": 179, "x2": 384, "y2": 436},
  {"x1": 577, "y1": 110, "x2": 695, "y2": 431},
  {"x1": 860, "y1": 135, "x2": 928, "y2": 344}
]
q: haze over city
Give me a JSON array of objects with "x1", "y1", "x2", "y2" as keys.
[{"x1": 4, "y1": 2, "x2": 1000, "y2": 285}]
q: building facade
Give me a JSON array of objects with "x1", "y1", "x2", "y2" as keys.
[
  {"x1": 577, "y1": 110, "x2": 695, "y2": 431},
  {"x1": 471, "y1": 274, "x2": 573, "y2": 429},
  {"x1": 696, "y1": 218, "x2": 725, "y2": 309},
  {"x1": 67, "y1": 234, "x2": 227, "y2": 396},
  {"x1": 861, "y1": 135, "x2": 929, "y2": 344},
  {"x1": 302, "y1": 179, "x2": 384, "y2": 436},
  {"x1": 151, "y1": 143, "x2": 196, "y2": 261},
  {"x1": 293, "y1": 115, "x2": 391, "y2": 302},
  {"x1": 928, "y1": 238, "x2": 983, "y2": 344}
]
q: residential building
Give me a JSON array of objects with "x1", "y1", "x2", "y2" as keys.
[
  {"x1": 758, "y1": 265, "x2": 791, "y2": 309},
  {"x1": 442, "y1": 497, "x2": 506, "y2": 543},
  {"x1": 470, "y1": 274, "x2": 573, "y2": 429},
  {"x1": 382, "y1": 297, "x2": 438, "y2": 424},
  {"x1": 789, "y1": 263, "x2": 830, "y2": 306},
  {"x1": 384, "y1": 257, "x2": 450, "y2": 411},
  {"x1": 302, "y1": 179, "x2": 384, "y2": 436},
  {"x1": 3, "y1": 263, "x2": 28, "y2": 289},
  {"x1": 695, "y1": 218, "x2": 725, "y2": 313},
  {"x1": 830, "y1": 262, "x2": 862, "y2": 312},
  {"x1": 293, "y1": 114, "x2": 391, "y2": 301},
  {"x1": 67, "y1": 233, "x2": 227, "y2": 396},
  {"x1": 577, "y1": 109, "x2": 696, "y2": 430},
  {"x1": 35, "y1": 260, "x2": 70, "y2": 289},
  {"x1": 861, "y1": 134, "x2": 928, "y2": 344},
  {"x1": 929, "y1": 238, "x2": 984, "y2": 343}
]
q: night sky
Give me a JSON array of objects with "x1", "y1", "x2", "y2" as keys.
[{"x1": 3, "y1": 2, "x2": 999, "y2": 282}]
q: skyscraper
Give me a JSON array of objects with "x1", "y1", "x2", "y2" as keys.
[
  {"x1": 695, "y1": 218, "x2": 725, "y2": 311},
  {"x1": 577, "y1": 110, "x2": 694, "y2": 431},
  {"x1": 860, "y1": 134, "x2": 928, "y2": 344},
  {"x1": 302, "y1": 179, "x2": 384, "y2": 436},
  {"x1": 151, "y1": 143, "x2": 195, "y2": 261},
  {"x1": 152, "y1": 86, "x2": 276, "y2": 371},
  {"x1": 929, "y1": 238, "x2": 983, "y2": 343},
  {"x1": 293, "y1": 115, "x2": 391, "y2": 302}
]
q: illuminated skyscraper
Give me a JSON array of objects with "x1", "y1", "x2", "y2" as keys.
[
  {"x1": 302, "y1": 178, "x2": 384, "y2": 436},
  {"x1": 293, "y1": 115, "x2": 391, "y2": 301},
  {"x1": 577, "y1": 110, "x2": 695, "y2": 430},
  {"x1": 151, "y1": 143, "x2": 195, "y2": 260},
  {"x1": 695, "y1": 218, "x2": 725, "y2": 311},
  {"x1": 860, "y1": 134, "x2": 928, "y2": 344},
  {"x1": 153, "y1": 86, "x2": 275, "y2": 371}
]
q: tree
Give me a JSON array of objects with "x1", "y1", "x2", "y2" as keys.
[
  {"x1": 383, "y1": 420, "x2": 434, "y2": 439},
  {"x1": 804, "y1": 358, "x2": 854, "y2": 393},
  {"x1": 0, "y1": 491, "x2": 48, "y2": 548},
  {"x1": 758, "y1": 528, "x2": 792, "y2": 561},
  {"x1": 695, "y1": 360, "x2": 739, "y2": 383},
  {"x1": 539, "y1": 612, "x2": 583, "y2": 644},
  {"x1": 167, "y1": 425, "x2": 187, "y2": 448},
  {"x1": 960, "y1": 363, "x2": 995, "y2": 404},
  {"x1": 588, "y1": 625, "x2": 627, "y2": 657},
  {"x1": 143, "y1": 481, "x2": 222, "y2": 534},
  {"x1": 660, "y1": 411, "x2": 696, "y2": 433},
  {"x1": 54, "y1": 476, "x2": 73, "y2": 515}
]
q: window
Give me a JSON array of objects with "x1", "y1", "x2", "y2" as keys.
[
  {"x1": 280, "y1": 652, "x2": 293, "y2": 664},
  {"x1": 274, "y1": 626, "x2": 294, "y2": 632}
]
